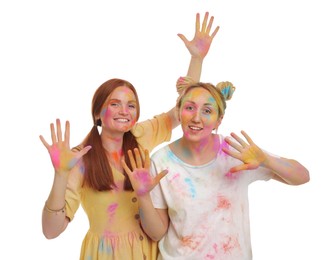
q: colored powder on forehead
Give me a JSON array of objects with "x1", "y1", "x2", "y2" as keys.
[{"x1": 208, "y1": 96, "x2": 216, "y2": 104}]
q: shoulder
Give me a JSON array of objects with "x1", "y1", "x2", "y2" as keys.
[{"x1": 151, "y1": 143, "x2": 171, "y2": 160}]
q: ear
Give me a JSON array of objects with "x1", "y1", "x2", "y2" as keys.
[
  {"x1": 215, "y1": 115, "x2": 224, "y2": 129},
  {"x1": 176, "y1": 108, "x2": 181, "y2": 122}
]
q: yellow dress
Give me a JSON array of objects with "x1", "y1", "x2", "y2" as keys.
[{"x1": 65, "y1": 113, "x2": 172, "y2": 260}]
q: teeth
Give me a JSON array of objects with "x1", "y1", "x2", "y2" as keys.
[
  {"x1": 189, "y1": 126, "x2": 202, "y2": 130},
  {"x1": 115, "y1": 118, "x2": 129, "y2": 122}
]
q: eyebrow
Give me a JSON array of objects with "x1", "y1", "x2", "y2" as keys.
[
  {"x1": 184, "y1": 100, "x2": 215, "y2": 107},
  {"x1": 108, "y1": 98, "x2": 137, "y2": 103}
]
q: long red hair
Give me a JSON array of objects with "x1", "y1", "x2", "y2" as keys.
[{"x1": 79, "y1": 78, "x2": 140, "y2": 191}]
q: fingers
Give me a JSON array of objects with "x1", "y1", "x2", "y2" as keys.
[
  {"x1": 240, "y1": 130, "x2": 255, "y2": 146},
  {"x1": 127, "y1": 148, "x2": 145, "y2": 171},
  {"x1": 64, "y1": 120, "x2": 70, "y2": 148},
  {"x1": 224, "y1": 136, "x2": 243, "y2": 153},
  {"x1": 230, "y1": 162, "x2": 258, "y2": 173},
  {"x1": 206, "y1": 15, "x2": 213, "y2": 35},
  {"x1": 127, "y1": 149, "x2": 137, "y2": 170},
  {"x1": 195, "y1": 13, "x2": 200, "y2": 32},
  {"x1": 121, "y1": 159, "x2": 132, "y2": 176},
  {"x1": 210, "y1": 25, "x2": 220, "y2": 39},
  {"x1": 134, "y1": 148, "x2": 144, "y2": 168},
  {"x1": 200, "y1": 12, "x2": 219, "y2": 38},
  {"x1": 50, "y1": 122, "x2": 56, "y2": 144},
  {"x1": 222, "y1": 146, "x2": 241, "y2": 160},
  {"x1": 230, "y1": 132, "x2": 248, "y2": 148},
  {"x1": 39, "y1": 135, "x2": 50, "y2": 149},
  {"x1": 201, "y1": 12, "x2": 209, "y2": 33},
  {"x1": 144, "y1": 149, "x2": 150, "y2": 169},
  {"x1": 56, "y1": 119, "x2": 63, "y2": 144},
  {"x1": 177, "y1": 33, "x2": 188, "y2": 44},
  {"x1": 78, "y1": 145, "x2": 92, "y2": 158},
  {"x1": 153, "y1": 169, "x2": 168, "y2": 186}
]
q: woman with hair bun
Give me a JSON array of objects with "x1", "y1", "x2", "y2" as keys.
[{"x1": 123, "y1": 81, "x2": 310, "y2": 260}]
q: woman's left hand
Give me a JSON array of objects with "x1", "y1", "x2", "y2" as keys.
[{"x1": 222, "y1": 130, "x2": 267, "y2": 173}]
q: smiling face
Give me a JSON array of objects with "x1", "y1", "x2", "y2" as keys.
[
  {"x1": 179, "y1": 87, "x2": 222, "y2": 143},
  {"x1": 99, "y1": 86, "x2": 138, "y2": 134}
]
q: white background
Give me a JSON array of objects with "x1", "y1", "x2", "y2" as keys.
[{"x1": 1, "y1": 0, "x2": 334, "y2": 259}]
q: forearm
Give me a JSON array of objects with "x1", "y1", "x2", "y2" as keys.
[
  {"x1": 166, "y1": 56, "x2": 204, "y2": 128},
  {"x1": 263, "y1": 155, "x2": 310, "y2": 185},
  {"x1": 138, "y1": 194, "x2": 168, "y2": 241},
  {"x1": 186, "y1": 56, "x2": 203, "y2": 82},
  {"x1": 42, "y1": 172, "x2": 69, "y2": 239}
]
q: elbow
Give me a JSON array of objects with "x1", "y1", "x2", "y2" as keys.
[
  {"x1": 298, "y1": 170, "x2": 310, "y2": 185},
  {"x1": 145, "y1": 225, "x2": 168, "y2": 242},
  {"x1": 290, "y1": 168, "x2": 310, "y2": 186},
  {"x1": 43, "y1": 231, "x2": 58, "y2": 240},
  {"x1": 150, "y1": 231, "x2": 166, "y2": 242},
  {"x1": 42, "y1": 226, "x2": 62, "y2": 239}
]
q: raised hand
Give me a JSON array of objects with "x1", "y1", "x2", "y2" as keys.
[
  {"x1": 121, "y1": 148, "x2": 168, "y2": 196},
  {"x1": 39, "y1": 119, "x2": 91, "y2": 176},
  {"x1": 222, "y1": 130, "x2": 267, "y2": 173},
  {"x1": 178, "y1": 12, "x2": 220, "y2": 60}
]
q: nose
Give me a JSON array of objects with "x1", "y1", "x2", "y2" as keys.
[
  {"x1": 191, "y1": 110, "x2": 201, "y2": 123},
  {"x1": 119, "y1": 104, "x2": 129, "y2": 115}
]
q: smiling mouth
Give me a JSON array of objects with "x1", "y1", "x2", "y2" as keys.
[
  {"x1": 189, "y1": 126, "x2": 203, "y2": 131},
  {"x1": 114, "y1": 118, "x2": 130, "y2": 122}
]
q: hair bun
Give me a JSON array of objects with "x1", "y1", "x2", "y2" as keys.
[
  {"x1": 176, "y1": 76, "x2": 195, "y2": 95},
  {"x1": 216, "y1": 81, "x2": 236, "y2": 100}
]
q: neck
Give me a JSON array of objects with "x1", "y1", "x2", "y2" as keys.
[
  {"x1": 177, "y1": 134, "x2": 218, "y2": 161},
  {"x1": 101, "y1": 132, "x2": 124, "y2": 153},
  {"x1": 101, "y1": 133, "x2": 124, "y2": 169}
]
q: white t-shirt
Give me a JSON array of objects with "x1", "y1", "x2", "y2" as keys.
[{"x1": 150, "y1": 135, "x2": 274, "y2": 260}]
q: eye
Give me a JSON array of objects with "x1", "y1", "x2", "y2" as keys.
[
  {"x1": 128, "y1": 104, "x2": 136, "y2": 109},
  {"x1": 110, "y1": 102, "x2": 119, "y2": 107},
  {"x1": 185, "y1": 105, "x2": 194, "y2": 111},
  {"x1": 203, "y1": 108, "x2": 212, "y2": 114}
]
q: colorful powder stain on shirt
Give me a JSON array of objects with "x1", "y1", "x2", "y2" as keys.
[
  {"x1": 216, "y1": 195, "x2": 231, "y2": 210},
  {"x1": 184, "y1": 177, "x2": 196, "y2": 198},
  {"x1": 98, "y1": 238, "x2": 112, "y2": 254},
  {"x1": 107, "y1": 203, "x2": 118, "y2": 222},
  {"x1": 169, "y1": 173, "x2": 180, "y2": 182},
  {"x1": 181, "y1": 235, "x2": 201, "y2": 250},
  {"x1": 222, "y1": 236, "x2": 240, "y2": 254}
]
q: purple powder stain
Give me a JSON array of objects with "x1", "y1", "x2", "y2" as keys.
[{"x1": 107, "y1": 203, "x2": 118, "y2": 222}]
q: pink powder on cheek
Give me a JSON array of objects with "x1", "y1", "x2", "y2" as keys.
[
  {"x1": 101, "y1": 108, "x2": 107, "y2": 118},
  {"x1": 103, "y1": 107, "x2": 112, "y2": 121}
]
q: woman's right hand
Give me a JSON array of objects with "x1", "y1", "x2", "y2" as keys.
[
  {"x1": 39, "y1": 119, "x2": 91, "y2": 177},
  {"x1": 122, "y1": 148, "x2": 168, "y2": 196},
  {"x1": 178, "y1": 12, "x2": 220, "y2": 60}
]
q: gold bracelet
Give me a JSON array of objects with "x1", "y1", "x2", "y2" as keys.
[{"x1": 44, "y1": 201, "x2": 66, "y2": 214}]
